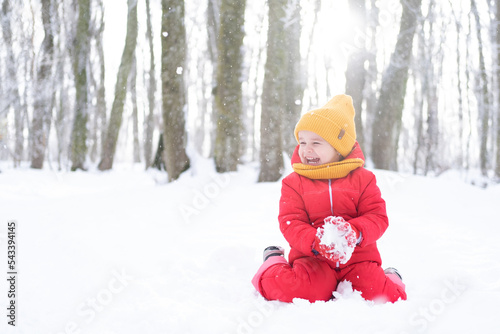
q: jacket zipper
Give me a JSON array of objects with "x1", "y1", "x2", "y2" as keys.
[
  {"x1": 328, "y1": 179, "x2": 340, "y2": 268},
  {"x1": 328, "y1": 179, "x2": 333, "y2": 215}
]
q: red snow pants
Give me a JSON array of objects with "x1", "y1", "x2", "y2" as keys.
[{"x1": 252, "y1": 256, "x2": 407, "y2": 303}]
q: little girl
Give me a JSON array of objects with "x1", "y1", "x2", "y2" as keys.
[{"x1": 252, "y1": 94, "x2": 407, "y2": 303}]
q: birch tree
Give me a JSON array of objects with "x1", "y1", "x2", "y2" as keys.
[{"x1": 161, "y1": 0, "x2": 190, "y2": 181}]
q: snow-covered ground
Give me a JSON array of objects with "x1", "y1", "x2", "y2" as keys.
[{"x1": 1, "y1": 158, "x2": 499, "y2": 334}]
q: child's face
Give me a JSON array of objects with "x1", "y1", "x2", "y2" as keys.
[{"x1": 298, "y1": 130, "x2": 341, "y2": 165}]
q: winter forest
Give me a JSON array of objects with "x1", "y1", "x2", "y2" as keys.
[
  {"x1": 1, "y1": 0, "x2": 500, "y2": 182},
  {"x1": 2, "y1": 1, "x2": 500, "y2": 333}
]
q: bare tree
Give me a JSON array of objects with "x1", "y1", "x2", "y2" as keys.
[
  {"x1": 98, "y1": 0, "x2": 138, "y2": 171},
  {"x1": 89, "y1": 0, "x2": 107, "y2": 164},
  {"x1": 161, "y1": 0, "x2": 190, "y2": 181},
  {"x1": 130, "y1": 55, "x2": 140, "y2": 163},
  {"x1": 282, "y1": 0, "x2": 303, "y2": 156},
  {"x1": 1, "y1": 0, "x2": 24, "y2": 166},
  {"x1": 53, "y1": 2, "x2": 74, "y2": 169},
  {"x1": 206, "y1": 0, "x2": 220, "y2": 158},
  {"x1": 495, "y1": 0, "x2": 500, "y2": 179},
  {"x1": 371, "y1": 0, "x2": 422, "y2": 171},
  {"x1": 344, "y1": 0, "x2": 367, "y2": 148},
  {"x1": 31, "y1": 0, "x2": 57, "y2": 169},
  {"x1": 213, "y1": 0, "x2": 246, "y2": 173},
  {"x1": 258, "y1": 0, "x2": 287, "y2": 182},
  {"x1": 70, "y1": 0, "x2": 92, "y2": 171},
  {"x1": 423, "y1": 1, "x2": 444, "y2": 175},
  {"x1": 244, "y1": 2, "x2": 266, "y2": 162},
  {"x1": 470, "y1": 0, "x2": 491, "y2": 176},
  {"x1": 412, "y1": 0, "x2": 443, "y2": 175},
  {"x1": 362, "y1": 0, "x2": 380, "y2": 159},
  {"x1": 449, "y1": 2, "x2": 466, "y2": 170},
  {"x1": 144, "y1": 0, "x2": 157, "y2": 168}
]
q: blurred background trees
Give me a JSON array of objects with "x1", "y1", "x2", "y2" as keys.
[{"x1": 1, "y1": 0, "x2": 499, "y2": 183}]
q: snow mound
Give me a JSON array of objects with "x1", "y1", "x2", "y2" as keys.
[{"x1": 1, "y1": 161, "x2": 499, "y2": 333}]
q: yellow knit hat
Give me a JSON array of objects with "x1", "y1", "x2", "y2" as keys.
[{"x1": 294, "y1": 94, "x2": 356, "y2": 157}]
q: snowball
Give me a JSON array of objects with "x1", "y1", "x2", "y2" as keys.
[{"x1": 317, "y1": 216, "x2": 356, "y2": 264}]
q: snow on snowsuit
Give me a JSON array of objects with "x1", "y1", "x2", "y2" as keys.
[{"x1": 252, "y1": 143, "x2": 407, "y2": 303}]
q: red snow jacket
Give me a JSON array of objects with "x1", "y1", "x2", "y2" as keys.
[{"x1": 279, "y1": 143, "x2": 388, "y2": 268}]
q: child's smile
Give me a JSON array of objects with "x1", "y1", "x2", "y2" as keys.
[{"x1": 305, "y1": 157, "x2": 320, "y2": 165}]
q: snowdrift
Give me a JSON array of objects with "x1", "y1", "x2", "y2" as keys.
[{"x1": 1, "y1": 160, "x2": 499, "y2": 334}]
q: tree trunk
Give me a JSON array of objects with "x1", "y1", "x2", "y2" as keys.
[
  {"x1": 371, "y1": 0, "x2": 422, "y2": 171},
  {"x1": 161, "y1": 0, "x2": 190, "y2": 181},
  {"x1": 31, "y1": 0, "x2": 56, "y2": 169},
  {"x1": 363, "y1": 0, "x2": 379, "y2": 160},
  {"x1": 245, "y1": 6, "x2": 266, "y2": 162},
  {"x1": 412, "y1": 78, "x2": 424, "y2": 174},
  {"x1": 152, "y1": 133, "x2": 165, "y2": 170},
  {"x1": 258, "y1": 0, "x2": 287, "y2": 182},
  {"x1": 1, "y1": 0, "x2": 24, "y2": 166},
  {"x1": 465, "y1": 10, "x2": 473, "y2": 171},
  {"x1": 98, "y1": 0, "x2": 138, "y2": 171},
  {"x1": 70, "y1": 0, "x2": 91, "y2": 171},
  {"x1": 130, "y1": 55, "x2": 140, "y2": 163},
  {"x1": 207, "y1": 0, "x2": 220, "y2": 158},
  {"x1": 54, "y1": 2, "x2": 72, "y2": 170},
  {"x1": 471, "y1": 0, "x2": 491, "y2": 177},
  {"x1": 450, "y1": 3, "x2": 465, "y2": 170},
  {"x1": 144, "y1": 0, "x2": 156, "y2": 168},
  {"x1": 344, "y1": 0, "x2": 367, "y2": 149},
  {"x1": 89, "y1": 0, "x2": 106, "y2": 164},
  {"x1": 421, "y1": 0, "x2": 441, "y2": 175},
  {"x1": 495, "y1": 0, "x2": 500, "y2": 179},
  {"x1": 214, "y1": 0, "x2": 246, "y2": 173},
  {"x1": 282, "y1": 0, "x2": 303, "y2": 157}
]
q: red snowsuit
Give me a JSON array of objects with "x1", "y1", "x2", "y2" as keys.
[{"x1": 252, "y1": 143, "x2": 407, "y2": 303}]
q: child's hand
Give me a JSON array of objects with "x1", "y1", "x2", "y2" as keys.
[{"x1": 314, "y1": 216, "x2": 358, "y2": 264}]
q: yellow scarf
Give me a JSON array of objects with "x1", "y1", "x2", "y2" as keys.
[{"x1": 292, "y1": 158, "x2": 364, "y2": 179}]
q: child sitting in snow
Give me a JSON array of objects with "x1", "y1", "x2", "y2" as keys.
[{"x1": 252, "y1": 94, "x2": 407, "y2": 303}]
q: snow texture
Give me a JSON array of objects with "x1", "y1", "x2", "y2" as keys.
[{"x1": 1, "y1": 159, "x2": 500, "y2": 334}]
